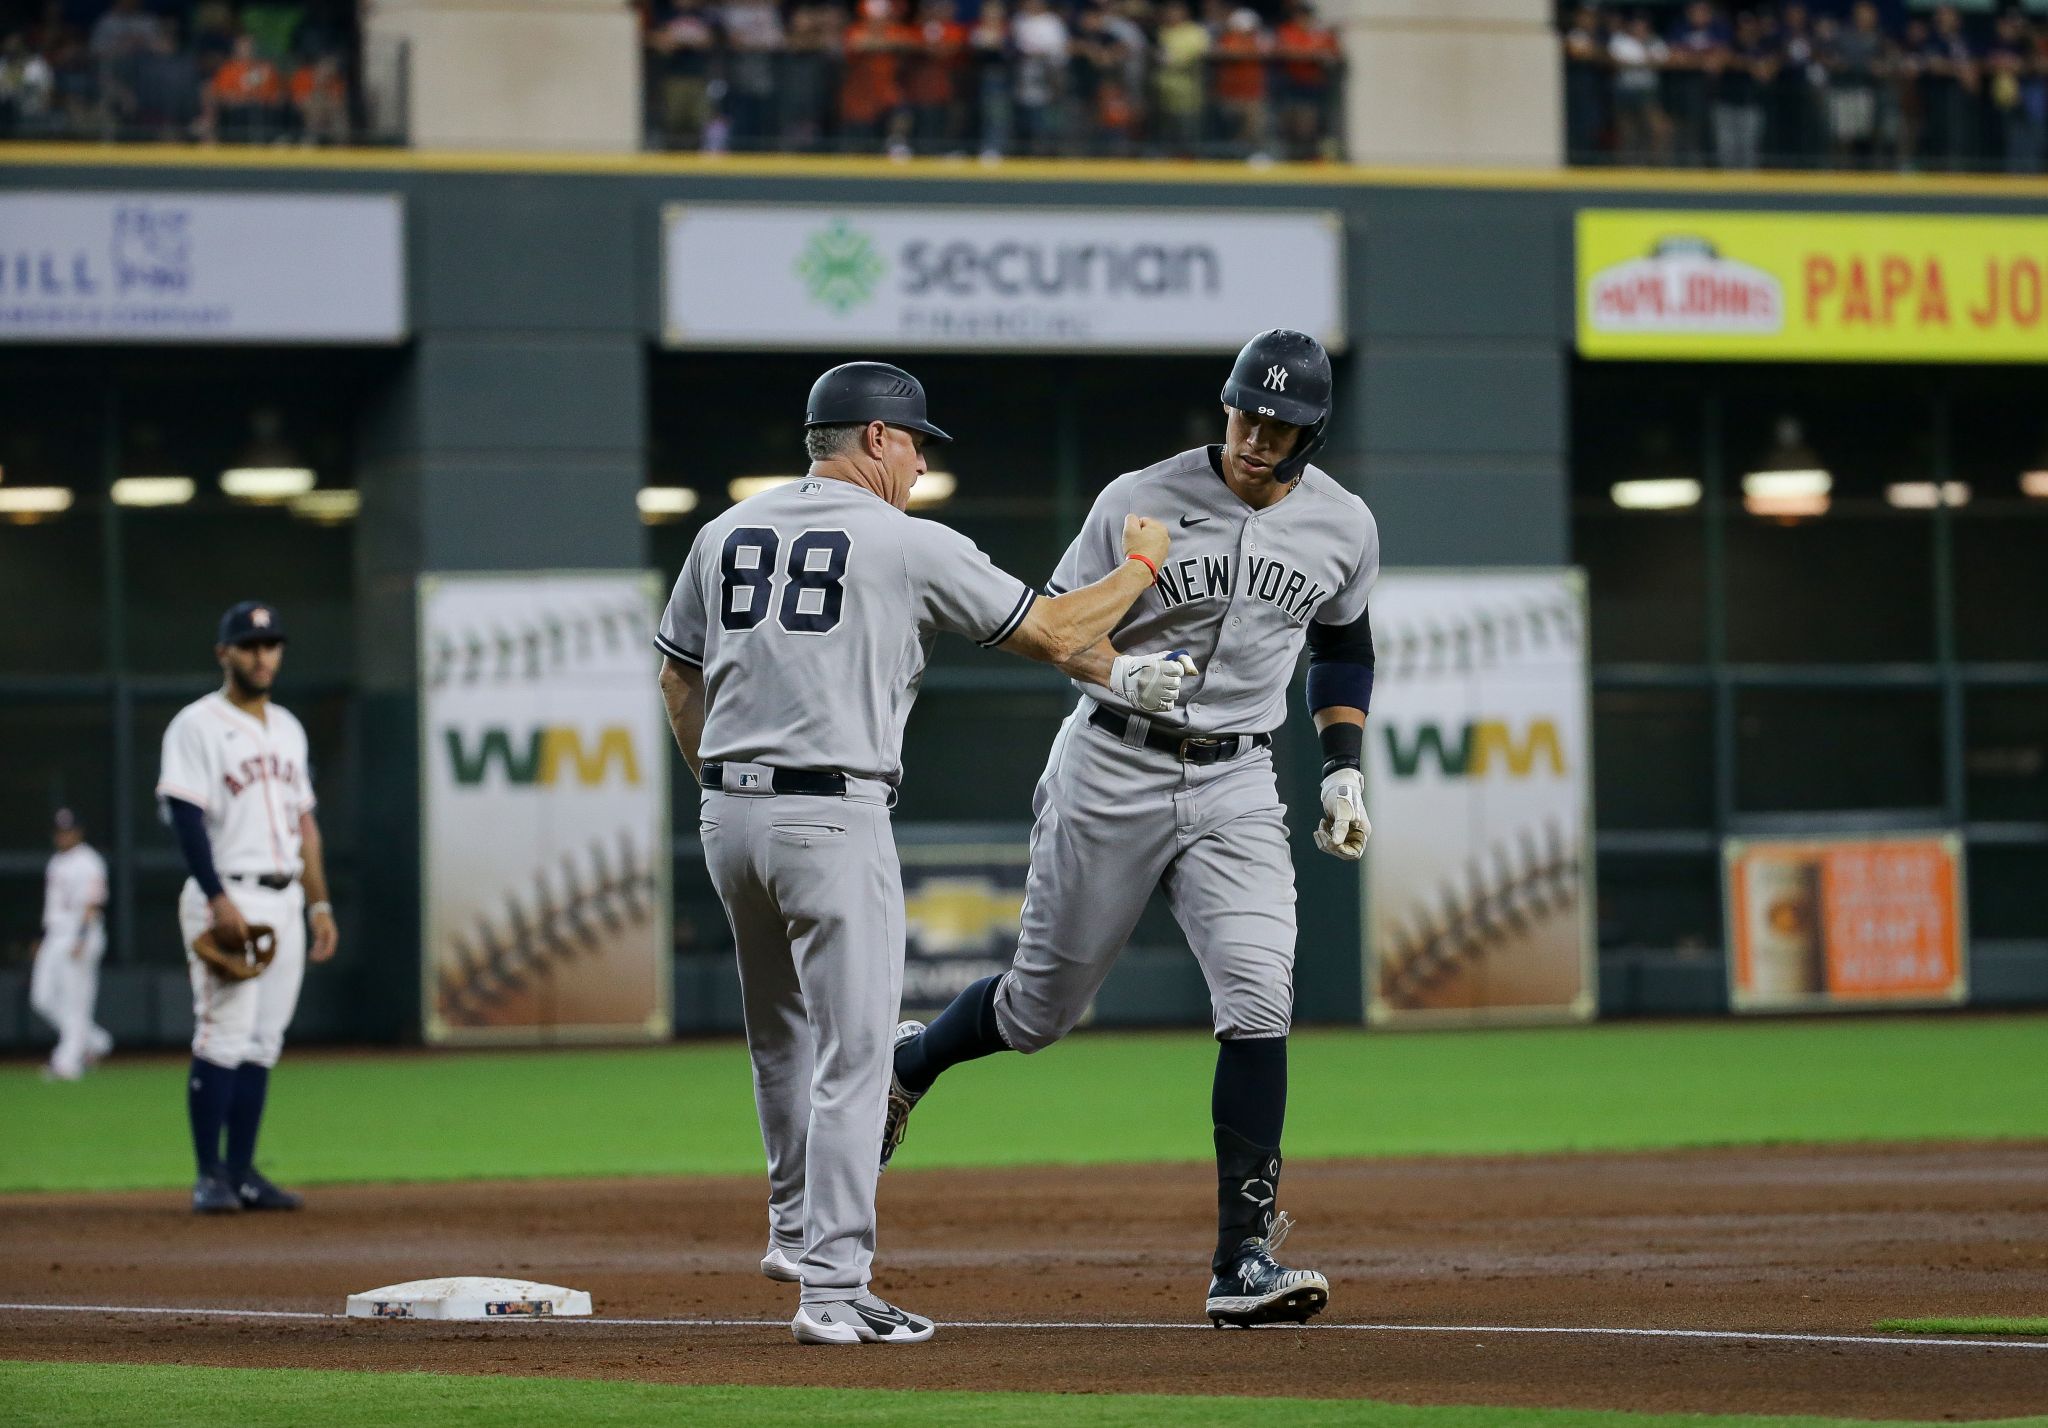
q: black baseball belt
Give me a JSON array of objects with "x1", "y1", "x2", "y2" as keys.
[
  {"x1": 1087, "y1": 705, "x2": 1272, "y2": 765},
  {"x1": 224, "y1": 872, "x2": 296, "y2": 891},
  {"x1": 701, "y1": 762, "x2": 848, "y2": 797}
]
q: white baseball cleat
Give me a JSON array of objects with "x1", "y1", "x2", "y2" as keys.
[
  {"x1": 791, "y1": 1295, "x2": 936, "y2": 1345},
  {"x1": 760, "y1": 1245, "x2": 801, "y2": 1283}
]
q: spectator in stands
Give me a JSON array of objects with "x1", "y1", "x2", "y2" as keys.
[
  {"x1": 841, "y1": 0, "x2": 912, "y2": 153},
  {"x1": 723, "y1": 0, "x2": 786, "y2": 149},
  {"x1": 1273, "y1": 0, "x2": 1339, "y2": 161},
  {"x1": 1152, "y1": 0, "x2": 1207, "y2": 154},
  {"x1": 907, "y1": 0, "x2": 968, "y2": 151},
  {"x1": 1663, "y1": 1, "x2": 1724, "y2": 167},
  {"x1": 1010, "y1": 0, "x2": 1069, "y2": 153},
  {"x1": 1211, "y1": 7, "x2": 1268, "y2": 158},
  {"x1": 2021, "y1": 15, "x2": 2048, "y2": 174},
  {"x1": 1609, "y1": 13, "x2": 1669, "y2": 165},
  {"x1": 970, "y1": 0, "x2": 1012, "y2": 155},
  {"x1": 1985, "y1": 8, "x2": 2038, "y2": 173},
  {"x1": 1893, "y1": 17, "x2": 1929, "y2": 167},
  {"x1": 1823, "y1": 1, "x2": 1884, "y2": 167},
  {"x1": 779, "y1": 3, "x2": 841, "y2": 152},
  {"x1": 1713, "y1": 9, "x2": 1771, "y2": 170},
  {"x1": 1920, "y1": 3, "x2": 1977, "y2": 171},
  {"x1": 1769, "y1": 3, "x2": 1823, "y2": 166},
  {"x1": 291, "y1": 51, "x2": 347, "y2": 143},
  {"x1": 206, "y1": 32, "x2": 286, "y2": 141},
  {"x1": 648, "y1": 0, "x2": 720, "y2": 150},
  {"x1": 0, "y1": 34, "x2": 56, "y2": 137},
  {"x1": 1561, "y1": 5, "x2": 1609, "y2": 162},
  {"x1": 90, "y1": 0, "x2": 163, "y2": 64}
]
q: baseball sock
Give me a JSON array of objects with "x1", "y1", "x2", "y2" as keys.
[
  {"x1": 224, "y1": 1063, "x2": 270, "y2": 1176},
  {"x1": 894, "y1": 974, "x2": 1008, "y2": 1094},
  {"x1": 187, "y1": 1057, "x2": 235, "y2": 1177},
  {"x1": 1212, "y1": 1036, "x2": 1288, "y2": 1274}
]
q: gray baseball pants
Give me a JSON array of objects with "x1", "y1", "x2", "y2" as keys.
[
  {"x1": 993, "y1": 701, "x2": 1298, "y2": 1053},
  {"x1": 699, "y1": 767, "x2": 904, "y2": 1305}
]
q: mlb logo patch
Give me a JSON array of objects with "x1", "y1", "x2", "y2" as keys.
[
  {"x1": 798, "y1": 480, "x2": 823, "y2": 497},
  {"x1": 737, "y1": 772, "x2": 762, "y2": 789}
]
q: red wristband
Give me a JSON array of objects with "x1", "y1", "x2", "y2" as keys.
[{"x1": 1127, "y1": 553, "x2": 1159, "y2": 583}]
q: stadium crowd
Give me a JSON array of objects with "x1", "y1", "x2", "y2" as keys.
[
  {"x1": 0, "y1": 0, "x2": 359, "y2": 142},
  {"x1": 642, "y1": 0, "x2": 1345, "y2": 159},
  {"x1": 1565, "y1": 2, "x2": 2048, "y2": 172}
]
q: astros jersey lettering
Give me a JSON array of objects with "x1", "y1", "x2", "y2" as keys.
[
  {"x1": 656, "y1": 477, "x2": 1036, "y2": 783},
  {"x1": 157, "y1": 693, "x2": 316, "y2": 877},
  {"x1": 1047, "y1": 447, "x2": 1379, "y2": 734}
]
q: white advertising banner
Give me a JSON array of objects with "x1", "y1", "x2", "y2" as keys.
[
  {"x1": 1363, "y1": 570, "x2": 1597, "y2": 1027},
  {"x1": 419, "y1": 573, "x2": 671, "y2": 1046},
  {"x1": 0, "y1": 190, "x2": 404, "y2": 342},
  {"x1": 662, "y1": 203, "x2": 1345, "y2": 352}
]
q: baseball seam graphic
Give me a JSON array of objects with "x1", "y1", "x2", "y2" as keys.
[
  {"x1": 435, "y1": 830, "x2": 657, "y2": 1026},
  {"x1": 426, "y1": 597, "x2": 652, "y2": 690},
  {"x1": 1377, "y1": 596, "x2": 1582, "y2": 681},
  {"x1": 1377, "y1": 819, "x2": 1581, "y2": 1009}
]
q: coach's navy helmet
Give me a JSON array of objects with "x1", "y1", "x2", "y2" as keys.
[
  {"x1": 1220, "y1": 329, "x2": 1333, "y2": 483},
  {"x1": 805, "y1": 361, "x2": 952, "y2": 442},
  {"x1": 218, "y1": 600, "x2": 288, "y2": 646}
]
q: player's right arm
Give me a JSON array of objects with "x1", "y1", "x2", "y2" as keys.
[
  {"x1": 655, "y1": 531, "x2": 711, "y2": 782},
  {"x1": 157, "y1": 710, "x2": 248, "y2": 945}
]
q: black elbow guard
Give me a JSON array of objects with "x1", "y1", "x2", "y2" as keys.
[{"x1": 1306, "y1": 606, "x2": 1375, "y2": 714}]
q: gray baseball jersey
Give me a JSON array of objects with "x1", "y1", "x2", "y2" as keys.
[
  {"x1": 657, "y1": 477, "x2": 1035, "y2": 783},
  {"x1": 657, "y1": 473, "x2": 1035, "y2": 1304},
  {"x1": 993, "y1": 447, "x2": 1380, "y2": 1053},
  {"x1": 1047, "y1": 447, "x2": 1378, "y2": 735}
]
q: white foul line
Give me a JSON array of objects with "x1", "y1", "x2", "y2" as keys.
[{"x1": 2, "y1": 1302, "x2": 2046, "y2": 1351}]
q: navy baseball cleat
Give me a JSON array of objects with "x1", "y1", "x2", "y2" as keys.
[
  {"x1": 233, "y1": 1167, "x2": 304, "y2": 1211},
  {"x1": 192, "y1": 1170, "x2": 240, "y2": 1215},
  {"x1": 1205, "y1": 1212, "x2": 1329, "y2": 1328},
  {"x1": 879, "y1": 1020, "x2": 925, "y2": 1171}
]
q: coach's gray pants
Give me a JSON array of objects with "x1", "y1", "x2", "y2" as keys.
[
  {"x1": 700, "y1": 775, "x2": 904, "y2": 1305},
  {"x1": 994, "y1": 702, "x2": 1298, "y2": 1053}
]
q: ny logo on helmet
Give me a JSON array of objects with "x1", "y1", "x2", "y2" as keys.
[{"x1": 1263, "y1": 365, "x2": 1288, "y2": 392}]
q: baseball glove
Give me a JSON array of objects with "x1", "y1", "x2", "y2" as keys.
[{"x1": 193, "y1": 924, "x2": 278, "y2": 982}]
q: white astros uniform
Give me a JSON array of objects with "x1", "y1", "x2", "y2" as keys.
[
  {"x1": 994, "y1": 447, "x2": 1379, "y2": 1053},
  {"x1": 157, "y1": 692, "x2": 316, "y2": 1070},
  {"x1": 29, "y1": 842, "x2": 111, "y2": 1077},
  {"x1": 657, "y1": 476, "x2": 1036, "y2": 1304}
]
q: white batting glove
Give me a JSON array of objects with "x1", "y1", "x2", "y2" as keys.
[
  {"x1": 1314, "y1": 767, "x2": 1370, "y2": 861},
  {"x1": 1109, "y1": 649, "x2": 1199, "y2": 714}
]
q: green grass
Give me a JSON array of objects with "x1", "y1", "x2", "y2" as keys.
[
  {"x1": 6, "y1": 1363, "x2": 2045, "y2": 1428},
  {"x1": 1877, "y1": 1317, "x2": 2048, "y2": 1336},
  {"x1": 4, "y1": 1016, "x2": 2046, "y2": 1194}
]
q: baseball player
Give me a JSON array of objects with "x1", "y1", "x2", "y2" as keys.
[
  {"x1": 157, "y1": 601, "x2": 339, "y2": 1215},
  {"x1": 28, "y1": 808, "x2": 112, "y2": 1081},
  {"x1": 656, "y1": 361, "x2": 1193, "y2": 1346},
  {"x1": 884, "y1": 330, "x2": 1379, "y2": 1328}
]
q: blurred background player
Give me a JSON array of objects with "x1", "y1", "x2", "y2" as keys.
[
  {"x1": 28, "y1": 808, "x2": 112, "y2": 1082},
  {"x1": 157, "y1": 601, "x2": 340, "y2": 1216},
  {"x1": 656, "y1": 360, "x2": 1189, "y2": 1345}
]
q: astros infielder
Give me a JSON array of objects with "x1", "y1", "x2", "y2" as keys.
[
  {"x1": 28, "y1": 808, "x2": 111, "y2": 1081},
  {"x1": 885, "y1": 330, "x2": 1379, "y2": 1327},
  {"x1": 656, "y1": 361, "x2": 1192, "y2": 1345},
  {"x1": 157, "y1": 601, "x2": 340, "y2": 1215}
]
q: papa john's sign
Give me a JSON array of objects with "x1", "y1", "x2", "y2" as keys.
[{"x1": 1578, "y1": 209, "x2": 2048, "y2": 362}]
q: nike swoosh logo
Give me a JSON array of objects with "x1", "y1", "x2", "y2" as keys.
[
  {"x1": 853, "y1": 1302, "x2": 911, "y2": 1334},
  {"x1": 1181, "y1": 515, "x2": 1210, "y2": 527}
]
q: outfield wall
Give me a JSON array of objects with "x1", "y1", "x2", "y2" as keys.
[{"x1": 2, "y1": 151, "x2": 2045, "y2": 1049}]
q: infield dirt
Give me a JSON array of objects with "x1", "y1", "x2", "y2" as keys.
[{"x1": 5, "y1": 1143, "x2": 2046, "y2": 1420}]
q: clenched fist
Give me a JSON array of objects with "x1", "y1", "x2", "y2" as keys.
[
  {"x1": 1110, "y1": 649, "x2": 1199, "y2": 714},
  {"x1": 1120, "y1": 515, "x2": 1170, "y2": 571},
  {"x1": 1314, "y1": 767, "x2": 1370, "y2": 860}
]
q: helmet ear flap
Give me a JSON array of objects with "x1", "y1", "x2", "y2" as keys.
[{"x1": 1273, "y1": 414, "x2": 1328, "y2": 486}]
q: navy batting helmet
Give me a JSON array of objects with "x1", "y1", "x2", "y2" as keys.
[
  {"x1": 1220, "y1": 329, "x2": 1332, "y2": 484},
  {"x1": 805, "y1": 361, "x2": 952, "y2": 442}
]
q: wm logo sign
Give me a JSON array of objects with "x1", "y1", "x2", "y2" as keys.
[
  {"x1": 1384, "y1": 720, "x2": 1566, "y2": 779},
  {"x1": 446, "y1": 727, "x2": 642, "y2": 787}
]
